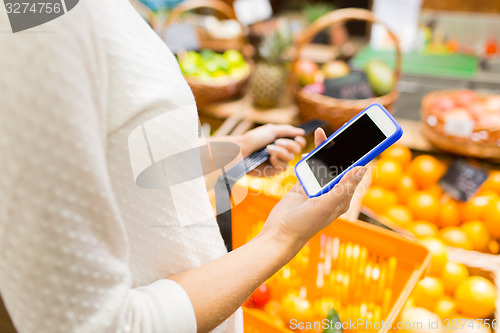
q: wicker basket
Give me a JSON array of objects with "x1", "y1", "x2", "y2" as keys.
[
  {"x1": 291, "y1": 8, "x2": 402, "y2": 130},
  {"x1": 164, "y1": 0, "x2": 252, "y2": 108},
  {"x1": 421, "y1": 90, "x2": 500, "y2": 160}
]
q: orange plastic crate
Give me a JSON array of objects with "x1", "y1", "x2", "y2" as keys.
[{"x1": 231, "y1": 183, "x2": 431, "y2": 333}]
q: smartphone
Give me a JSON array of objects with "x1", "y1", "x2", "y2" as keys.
[{"x1": 295, "y1": 103, "x2": 402, "y2": 198}]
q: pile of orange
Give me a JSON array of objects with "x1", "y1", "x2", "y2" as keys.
[
  {"x1": 362, "y1": 144, "x2": 500, "y2": 254},
  {"x1": 404, "y1": 237, "x2": 496, "y2": 325}
]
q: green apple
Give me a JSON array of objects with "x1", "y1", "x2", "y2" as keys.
[
  {"x1": 223, "y1": 49, "x2": 245, "y2": 66},
  {"x1": 365, "y1": 59, "x2": 394, "y2": 96}
]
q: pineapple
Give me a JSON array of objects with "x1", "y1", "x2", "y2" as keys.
[{"x1": 251, "y1": 21, "x2": 292, "y2": 108}]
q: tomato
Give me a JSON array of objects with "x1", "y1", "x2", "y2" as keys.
[{"x1": 246, "y1": 284, "x2": 271, "y2": 309}]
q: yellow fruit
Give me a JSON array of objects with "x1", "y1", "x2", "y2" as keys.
[
  {"x1": 280, "y1": 293, "x2": 313, "y2": 325},
  {"x1": 460, "y1": 192, "x2": 497, "y2": 222},
  {"x1": 413, "y1": 277, "x2": 445, "y2": 310},
  {"x1": 397, "y1": 175, "x2": 419, "y2": 204},
  {"x1": 383, "y1": 205, "x2": 414, "y2": 228},
  {"x1": 408, "y1": 191, "x2": 440, "y2": 222},
  {"x1": 441, "y1": 261, "x2": 469, "y2": 295},
  {"x1": 437, "y1": 197, "x2": 461, "y2": 228},
  {"x1": 372, "y1": 158, "x2": 404, "y2": 190},
  {"x1": 420, "y1": 238, "x2": 448, "y2": 276},
  {"x1": 455, "y1": 276, "x2": 496, "y2": 318},
  {"x1": 460, "y1": 221, "x2": 490, "y2": 252},
  {"x1": 439, "y1": 227, "x2": 473, "y2": 250},
  {"x1": 408, "y1": 155, "x2": 444, "y2": 189},
  {"x1": 434, "y1": 296, "x2": 456, "y2": 320},
  {"x1": 410, "y1": 221, "x2": 439, "y2": 238},
  {"x1": 485, "y1": 198, "x2": 500, "y2": 238},
  {"x1": 381, "y1": 145, "x2": 412, "y2": 166},
  {"x1": 362, "y1": 186, "x2": 397, "y2": 214},
  {"x1": 400, "y1": 307, "x2": 444, "y2": 333}
]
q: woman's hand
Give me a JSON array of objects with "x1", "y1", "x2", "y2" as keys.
[
  {"x1": 259, "y1": 128, "x2": 367, "y2": 253},
  {"x1": 241, "y1": 124, "x2": 307, "y2": 176}
]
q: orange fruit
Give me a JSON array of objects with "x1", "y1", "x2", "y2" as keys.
[
  {"x1": 413, "y1": 277, "x2": 445, "y2": 310},
  {"x1": 372, "y1": 158, "x2": 404, "y2": 190},
  {"x1": 455, "y1": 276, "x2": 496, "y2": 318},
  {"x1": 408, "y1": 155, "x2": 444, "y2": 189},
  {"x1": 485, "y1": 198, "x2": 500, "y2": 238},
  {"x1": 460, "y1": 221, "x2": 490, "y2": 252},
  {"x1": 381, "y1": 144, "x2": 412, "y2": 166},
  {"x1": 426, "y1": 184, "x2": 444, "y2": 198},
  {"x1": 409, "y1": 220, "x2": 438, "y2": 238},
  {"x1": 420, "y1": 237, "x2": 448, "y2": 276},
  {"x1": 460, "y1": 192, "x2": 498, "y2": 222},
  {"x1": 396, "y1": 175, "x2": 418, "y2": 204},
  {"x1": 383, "y1": 205, "x2": 414, "y2": 228},
  {"x1": 407, "y1": 191, "x2": 440, "y2": 222},
  {"x1": 362, "y1": 186, "x2": 397, "y2": 214},
  {"x1": 441, "y1": 261, "x2": 469, "y2": 295},
  {"x1": 437, "y1": 197, "x2": 461, "y2": 227},
  {"x1": 434, "y1": 296, "x2": 457, "y2": 319},
  {"x1": 439, "y1": 227, "x2": 473, "y2": 250},
  {"x1": 481, "y1": 170, "x2": 500, "y2": 194}
]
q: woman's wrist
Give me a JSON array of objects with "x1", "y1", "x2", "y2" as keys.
[{"x1": 256, "y1": 225, "x2": 306, "y2": 263}]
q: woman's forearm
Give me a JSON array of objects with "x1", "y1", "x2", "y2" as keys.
[{"x1": 169, "y1": 229, "x2": 303, "y2": 333}]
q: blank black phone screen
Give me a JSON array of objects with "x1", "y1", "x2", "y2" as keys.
[{"x1": 306, "y1": 114, "x2": 386, "y2": 187}]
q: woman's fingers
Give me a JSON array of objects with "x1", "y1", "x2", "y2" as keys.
[
  {"x1": 314, "y1": 128, "x2": 327, "y2": 147},
  {"x1": 269, "y1": 124, "x2": 305, "y2": 139},
  {"x1": 267, "y1": 143, "x2": 294, "y2": 162},
  {"x1": 269, "y1": 154, "x2": 288, "y2": 170},
  {"x1": 294, "y1": 136, "x2": 307, "y2": 149},
  {"x1": 275, "y1": 138, "x2": 302, "y2": 156}
]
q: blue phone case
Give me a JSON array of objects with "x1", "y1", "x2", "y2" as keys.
[{"x1": 295, "y1": 103, "x2": 403, "y2": 198}]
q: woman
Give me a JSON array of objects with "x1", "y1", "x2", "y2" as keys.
[{"x1": 0, "y1": 1, "x2": 366, "y2": 332}]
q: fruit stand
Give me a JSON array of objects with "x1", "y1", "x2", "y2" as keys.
[{"x1": 134, "y1": 0, "x2": 500, "y2": 332}]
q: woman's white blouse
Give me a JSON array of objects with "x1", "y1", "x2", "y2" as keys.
[{"x1": 0, "y1": 0, "x2": 242, "y2": 332}]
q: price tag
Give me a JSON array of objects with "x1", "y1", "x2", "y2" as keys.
[
  {"x1": 439, "y1": 159, "x2": 488, "y2": 202},
  {"x1": 323, "y1": 71, "x2": 374, "y2": 100},
  {"x1": 443, "y1": 117, "x2": 474, "y2": 138},
  {"x1": 233, "y1": 0, "x2": 272, "y2": 26},
  {"x1": 164, "y1": 23, "x2": 200, "y2": 53}
]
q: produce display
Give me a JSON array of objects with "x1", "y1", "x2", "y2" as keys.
[
  {"x1": 424, "y1": 90, "x2": 500, "y2": 133},
  {"x1": 399, "y1": 244, "x2": 497, "y2": 332},
  {"x1": 361, "y1": 145, "x2": 499, "y2": 330},
  {"x1": 294, "y1": 58, "x2": 394, "y2": 98},
  {"x1": 364, "y1": 144, "x2": 500, "y2": 254},
  {"x1": 176, "y1": 49, "x2": 250, "y2": 82},
  {"x1": 239, "y1": 214, "x2": 409, "y2": 333},
  {"x1": 236, "y1": 143, "x2": 499, "y2": 332}
]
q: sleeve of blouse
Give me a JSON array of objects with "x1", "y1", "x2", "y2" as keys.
[{"x1": 0, "y1": 5, "x2": 196, "y2": 333}]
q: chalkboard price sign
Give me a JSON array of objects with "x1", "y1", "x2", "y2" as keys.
[
  {"x1": 439, "y1": 159, "x2": 488, "y2": 202},
  {"x1": 323, "y1": 71, "x2": 374, "y2": 100}
]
